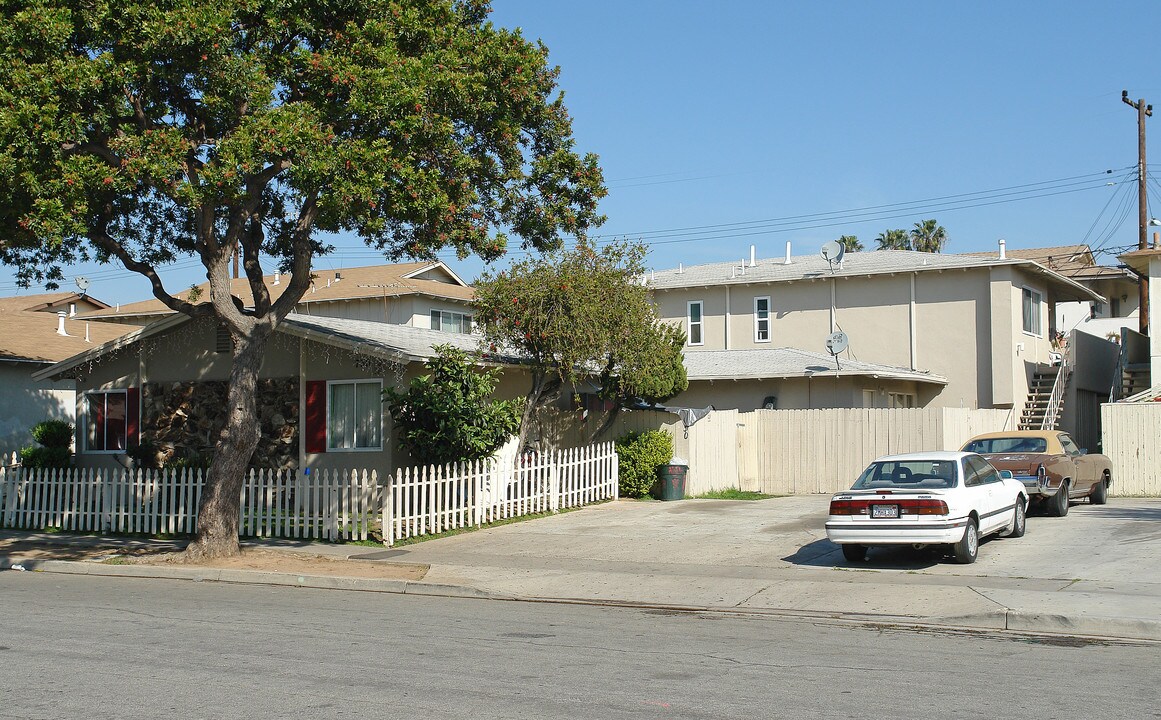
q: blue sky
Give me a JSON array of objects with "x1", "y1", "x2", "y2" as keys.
[{"x1": 5, "y1": 1, "x2": 1161, "y2": 304}]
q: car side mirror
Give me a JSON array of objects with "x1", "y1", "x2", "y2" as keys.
[{"x1": 999, "y1": 470, "x2": 1014, "y2": 479}]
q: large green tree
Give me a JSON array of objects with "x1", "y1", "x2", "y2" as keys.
[
  {"x1": 875, "y1": 228, "x2": 911, "y2": 250},
  {"x1": 0, "y1": 0, "x2": 604, "y2": 558},
  {"x1": 472, "y1": 239, "x2": 687, "y2": 450},
  {"x1": 838, "y1": 234, "x2": 862, "y2": 252},
  {"x1": 910, "y1": 219, "x2": 948, "y2": 253}
]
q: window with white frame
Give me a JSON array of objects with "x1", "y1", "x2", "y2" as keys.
[
  {"x1": 430, "y1": 309, "x2": 472, "y2": 334},
  {"x1": 327, "y1": 380, "x2": 383, "y2": 451},
  {"x1": 687, "y1": 301, "x2": 703, "y2": 346},
  {"x1": 888, "y1": 392, "x2": 916, "y2": 409},
  {"x1": 1022, "y1": 287, "x2": 1042, "y2": 336},
  {"x1": 84, "y1": 390, "x2": 127, "y2": 452},
  {"x1": 754, "y1": 296, "x2": 770, "y2": 342}
]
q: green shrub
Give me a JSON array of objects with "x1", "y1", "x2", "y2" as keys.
[
  {"x1": 615, "y1": 430, "x2": 673, "y2": 498},
  {"x1": 30, "y1": 419, "x2": 73, "y2": 449},
  {"x1": 19, "y1": 445, "x2": 72, "y2": 469}
]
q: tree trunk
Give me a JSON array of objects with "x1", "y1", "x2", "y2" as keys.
[
  {"x1": 517, "y1": 371, "x2": 562, "y2": 454},
  {"x1": 183, "y1": 329, "x2": 269, "y2": 560}
]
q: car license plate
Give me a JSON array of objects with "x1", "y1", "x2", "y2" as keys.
[{"x1": 871, "y1": 504, "x2": 899, "y2": 519}]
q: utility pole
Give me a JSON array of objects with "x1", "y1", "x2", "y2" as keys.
[{"x1": 1122, "y1": 90, "x2": 1152, "y2": 335}]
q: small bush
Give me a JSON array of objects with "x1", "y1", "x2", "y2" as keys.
[
  {"x1": 615, "y1": 430, "x2": 673, "y2": 498},
  {"x1": 30, "y1": 420, "x2": 74, "y2": 449},
  {"x1": 19, "y1": 445, "x2": 72, "y2": 469}
]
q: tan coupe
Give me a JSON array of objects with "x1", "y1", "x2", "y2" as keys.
[{"x1": 961, "y1": 430, "x2": 1112, "y2": 517}]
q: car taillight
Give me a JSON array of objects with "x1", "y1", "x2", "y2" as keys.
[
  {"x1": 898, "y1": 498, "x2": 949, "y2": 515},
  {"x1": 829, "y1": 499, "x2": 868, "y2": 515}
]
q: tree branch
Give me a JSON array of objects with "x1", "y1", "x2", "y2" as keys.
[
  {"x1": 88, "y1": 228, "x2": 213, "y2": 319},
  {"x1": 60, "y1": 141, "x2": 120, "y2": 168}
]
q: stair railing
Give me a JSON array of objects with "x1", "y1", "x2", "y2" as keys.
[
  {"x1": 1042, "y1": 357, "x2": 1070, "y2": 430},
  {"x1": 1109, "y1": 342, "x2": 1127, "y2": 402}
]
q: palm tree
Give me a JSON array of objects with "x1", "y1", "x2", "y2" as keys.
[
  {"x1": 910, "y1": 219, "x2": 948, "y2": 253},
  {"x1": 875, "y1": 229, "x2": 910, "y2": 250},
  {"x1": 838, "y1": 235, "x2": 863, "y2": 252}
]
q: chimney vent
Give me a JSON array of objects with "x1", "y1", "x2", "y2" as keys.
[
  {"x1": 56, "y1": 310, "x2": 68, "y2": 336},
  {"x1": 784, "y1": 241, "x2": 793, "y2": 265},
  {"x1": 749, "y1": 245, "x2": 756, "y2": 267},
  {"x1": 998, "y1": 238, "x2": 1007, "y2": 259}
]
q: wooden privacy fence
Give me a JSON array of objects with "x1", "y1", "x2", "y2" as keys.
[
  {"x1": 387, "y1": 441, "x2": 618, "y2": 546},
  {"x1": 536, "y1": 406, "x2": 1012, "y2": 496},
  {"x1": 1101, "y1": 402, "x2": 1161, "y2": 496},
  {"x1": 0, "y1": 441, "x2": 619, "y2": 543}
]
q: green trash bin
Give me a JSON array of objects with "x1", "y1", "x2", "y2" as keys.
[{"x1": 658, "y1": 460, "x2": 688, "y2": 501}]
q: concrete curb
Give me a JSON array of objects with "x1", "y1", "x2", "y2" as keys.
[{"x1": 5, "y1": 555, "x2": 1159, "y2": 643}]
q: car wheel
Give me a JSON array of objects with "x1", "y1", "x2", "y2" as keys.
[
  {"x1": 1091, "y1": 476, "x2": 1109, "y2": 505},
  {"x1": 953, "y1": 520, "x2": 979, "y2": 564},
  {"x1": 841, "y1": 544, "x2": 867, "y2": 563},
  {"x1": 1049, "y1": 482, "x2": 1070, "y2": 517},
  {"x1": 1006, "y1": 499, "x2": 1026, "y2": 538}
]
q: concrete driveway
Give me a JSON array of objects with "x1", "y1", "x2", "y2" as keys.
[{"x1": 391, "y1": 495, "x2": 1161, "y2": 640}]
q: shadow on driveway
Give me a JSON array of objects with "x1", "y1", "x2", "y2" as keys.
[{"x1": 783, "y1": 538, "x2": 961, "y2": 570}]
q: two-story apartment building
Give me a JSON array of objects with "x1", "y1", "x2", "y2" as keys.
[{"x1": 649, "y1": 244, "x2": 1103, "y2": 414}]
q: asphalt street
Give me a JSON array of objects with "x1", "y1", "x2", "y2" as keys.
[{"x1": 1, "y1": 573, "x2": 1157, "y2": 720}]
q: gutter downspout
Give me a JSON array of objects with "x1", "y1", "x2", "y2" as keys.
[
  {"x1": 910, "y1": 273, "x2": 918, "y2": 370},
  {"x1": 725, "y1": 285, "x2": 732, "y2": 349}
]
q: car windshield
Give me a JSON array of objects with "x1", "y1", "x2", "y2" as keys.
[
  {"x1": 851, "y1": 460, "x2": 958, "y2": 490},
  {"x1": 962, "y1": 437, "x2": 1047, "y2": 454}
]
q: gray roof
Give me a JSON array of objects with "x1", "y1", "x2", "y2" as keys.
[
  {"x1": 33, "y1": 313, "x2": 486, "y2": 381},
  {"x1": 682, "y1": 347, "x2": 948, "y2": 386},
  {"x1": 280, "y1": 315, "x2": 481, "y2": 362},
  {"x1": 650, "y1": 249, "x2": 1103, "y2": 303}
]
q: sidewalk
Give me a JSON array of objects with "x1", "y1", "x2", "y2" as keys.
[{"x1": 3, "y1": 496, "x2": 1161, "y2": 641}]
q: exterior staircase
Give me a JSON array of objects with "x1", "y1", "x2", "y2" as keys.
[
  {"x1": 1120, "y1": 363, "x2": 1152, "y2": 399},
  {"x1": 1018, "y1": 363, "x2": 1071, "y2": 430}
]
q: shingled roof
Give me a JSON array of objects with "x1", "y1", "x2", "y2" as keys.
[
  {"x1": 0, "y1": 293, "x2": 134, "y2": 364},
  {"x1": 78, "y1": 261, "x2": 475, "y2": 323}
]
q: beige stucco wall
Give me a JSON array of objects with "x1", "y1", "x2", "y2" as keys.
[
  {"x1": 669, "y1": 376, "x2": 924, "y2": 411},
  {"x1": 654, "y1": 264, "x2": 1064, "y2": 412}
]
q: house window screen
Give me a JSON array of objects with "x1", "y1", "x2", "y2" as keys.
[
  {"x1": 85, "y1": 391, "x2": 127, "y2": 452},
  {"x1": 430, "y1": 309, "x2": 472, "y2": 334},
  {"x1": 1022, "y1": 288, "x2": 1042, "y2": 335},
  {"x1": 328, "y1": 380, "x2": 383, "y2": 450},
  {"x1": 755, "y1": 297, "x2": 770, "y2": 342},
  {"x1": 688, "y1": 301, "x2": 703, "y2": 346}
]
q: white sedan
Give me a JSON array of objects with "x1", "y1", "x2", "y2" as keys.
[{"x1": 825, "y1": 451, "x2": 1029, "y2": 564}]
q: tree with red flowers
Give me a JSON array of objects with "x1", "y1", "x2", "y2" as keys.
[
  {"x1": 473, "y1": 239, "x2": 687, "y2": 450},
  {"x1": 0, "y1": 0, "x2": 605, "y2": 558}
]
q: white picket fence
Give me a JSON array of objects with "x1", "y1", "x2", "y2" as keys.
[
  {"x1": 0, "y1": 441, "x2": 619, "y2": 544},
  {"x1": 387, "y1": 441, "x2": 619, "y2": 546}
]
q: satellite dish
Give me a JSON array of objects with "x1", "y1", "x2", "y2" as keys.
[
  {"x1": 820, "y1": 241, "x2": 845, "y2": 265},
  {"x1": 825, "y1": 331, "x2": 849, "y2": 356},
  {"x1": 75, "y1": 276, "x2": 91, "y2": 293}
]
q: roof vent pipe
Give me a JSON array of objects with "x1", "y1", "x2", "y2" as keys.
[
  {"x1": 273, "y1": 270, "x2": 281, "y2": 285},
  {"x1": 998, "y1": 238, "x2": 1007, "y2": 259},
  {"x1": 784, "y1": 241, "x2": 792, "y2": 265},
  {"x1": 749, "y1": 245, "x2": 756, "y2": 267},
  {"x1": 678, "y1": 263, "x2": 684, "y2": 274},
  {"x1": 56, "y1": 310, "x2": 68, "y2": 336},
  {"x1": 85, "y1": 322, "x2": 90, "y2": 343}
]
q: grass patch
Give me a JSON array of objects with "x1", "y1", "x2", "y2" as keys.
[
  {"x1": 692, "y1": 488, "x2": 778, "y2": 500},
  {"x1": 388, "y1": 503, "x2": 592, "y2": 547}
]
